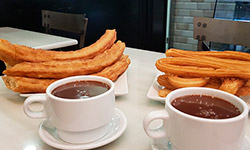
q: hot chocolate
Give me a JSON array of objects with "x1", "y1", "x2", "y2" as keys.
[
  {"x1": 52, "y1": 80, "x2": 110, "y2": 99},
  {"x1": 171, "y1": 95, "x2": 241, "y2": 119}
]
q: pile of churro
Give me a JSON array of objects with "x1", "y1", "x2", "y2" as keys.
[
  {"x1": 0, "y1": 29, "x2": 131, "y2": 93},
  {"x1": 155, "y1": 49, "x2": 250, "y2": 97}
]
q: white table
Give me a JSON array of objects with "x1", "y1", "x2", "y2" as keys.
[
  {"x1": 0, "y1": 27, "x2": 78, "y2": 49},
  {"x1": 0, "y1": 47, "x2": 249, "y2": 150}
]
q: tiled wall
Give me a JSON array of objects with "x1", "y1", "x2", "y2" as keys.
[{"x1": 169, "y1": 0, "x2": 216, "y2": 51}]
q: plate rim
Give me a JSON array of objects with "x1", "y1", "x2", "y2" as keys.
[{"x1": 146, "y1": 71, "x2": 165, "y2": 102}]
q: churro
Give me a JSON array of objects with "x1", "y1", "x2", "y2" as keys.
[
  {"x1": 0, "y1": 29, "x2": 116, "y2": 67},
  {"x1": 156, "y1": 48, "x2": 250, "y2": 97},
  {"x1": 2, "y1": 76, "x2": 56, "y2": 93},
  {"x1": 156, "y1": 58, "x2": 250, "y2": 79},
  {"x1": 157, "y1": 74, "x2": 176, "y2": 90},
  {"x1": 2, "y1": 55, "x2": 130, "y2": 93},
  {"x1": 203, "y1": 78, "x2": 221, "y2": 89},
  {"x1": 158, "y1": 88, "x2": 172, "y2": 98},
  {"x1": 92, "y1": 55, "x2": 130, "y2": 81},
  {"x1": 219, "y1": 78, "x2": 245, "y2": 95},
  {"x1": 166, "y1": 48, "x2": 250, "y2": 61},
  {"x1": 3, "y1": 41, "x2": 125, "y2": 78},
  {"x1": 167, "y1": 75, "x2": 209, "y2": 88},
  {"x1": 236, "y1": 86, "x2": 250, "y2": 96}
]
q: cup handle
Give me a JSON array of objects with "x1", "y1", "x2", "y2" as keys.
[
  {"x1": 143, "y1": 109, "x2": 169, "y2": 139},
  {"x1": 23, "y1": 95, "x2": 48, "y2": 119}
]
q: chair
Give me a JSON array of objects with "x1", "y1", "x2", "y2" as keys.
[
  {"x1": 42, "y1": 10, "x2": 88, "y2": 49},
  {"x1": 193, "y1": 17, "x2": 250, "y2": 51}
]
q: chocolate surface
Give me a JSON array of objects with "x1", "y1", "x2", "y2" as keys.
[
  {"x1": 171, "y1": 95, "x2": 241, "y2": 119},
  {"x1": 52, "y1": 80, "x2": 110, "y2": 99}
]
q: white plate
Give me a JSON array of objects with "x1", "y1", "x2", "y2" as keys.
[
  {"x1": 39, "y1": 108, "x2": 127, "y2": 150},
  {"x1": 147, "y1": 72, "x2": 250, "y2": 107},
  {"x1": 20, "y1": 72, "x2": 128, "y2": 97},
  {"x1": 147, "y1": 72, "x2": 165, "y2": 103}
]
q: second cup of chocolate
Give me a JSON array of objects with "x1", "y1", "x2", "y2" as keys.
[
  {"x1": 23, "y1": 75, "x2": 115, "y2": 144},
  {"x1": 143, "y1": 87, "x2": 249, "y2": 150}
]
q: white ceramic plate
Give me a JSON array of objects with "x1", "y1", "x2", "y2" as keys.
[
  {"x1": 39, "y1": 108, "x2": 127, "y2": 150},
  {"x1": 147, "y1": 72, "x2": 250, "y2": 107},
  {"x1": 147, "y1": 71, "x2": 165, "y2": 103},
  {"x1": 20, "y1": 72, "x2": 128, "y2": 97}
]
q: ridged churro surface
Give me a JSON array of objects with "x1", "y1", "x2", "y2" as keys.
[
  {"x1": 0, "y1": 29, "x2": 116, "y2": 67},
  {"x1": 3, "y1": 55, "x2": 130, "y2": 93},
  {"x1": 156, "y1": 49, "x2": 250, "y2": 97},
  {"x1": 1, "y1": 29, "x2": 131, "y2": 94}
]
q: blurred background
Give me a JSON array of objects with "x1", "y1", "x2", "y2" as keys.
[{"x1": 0, "y1": 0, "x2": 249, "y2": 52}]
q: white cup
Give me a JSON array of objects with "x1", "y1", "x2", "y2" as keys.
[
  {"x1": 23, "y1": 75, "x2": 115, "y2": 144},
  {"x1": 143, "y1": 87, "x2": 249, "y2": 150}
]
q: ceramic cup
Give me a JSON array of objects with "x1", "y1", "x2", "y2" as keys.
[
  {"x1": 23, "y1": 75, "x2": 115, "y2": 144},
  {"x1": 143, "y1": 87, "x2": 249, "y2": 150}
]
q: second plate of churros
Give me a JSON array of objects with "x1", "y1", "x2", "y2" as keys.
[{"x1": 148, "y1": 48, "x2": 250, "y2": 107}]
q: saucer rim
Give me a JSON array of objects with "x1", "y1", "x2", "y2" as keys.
[{"x1": 38, "y1": 108, "x2": 127, "y2": 150}]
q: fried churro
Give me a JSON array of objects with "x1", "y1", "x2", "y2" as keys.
[
  {"x1": 3, "y1": 41, "x2": 125, "y2": 78},
  {"x1": 0, "y1": 29, "x2": 116, "y2": 67},
  {"x1": 167, "y1": 75, "x2": 209, "y2": 88},
  {"x1": 219, "y1": 78, "x2": 245, "y2": 95},
  {"x1": 156, "y1": 48, "x2": 250, "y2": 97},
  {"x1": 166, "y1": 49, "x2": 250, "y2": 70},
  {"x1": 156, "y1": 58, "x2": 250, "y2": 79},
  {"x1": 92, "y1": 55, "x2": 130, "y2": 81},
  {"x1": 203, "y1": 78, "x2": 221, "y2": 89},
  {"x1": 2, "y1": 55, "x2": 131, "y2": 93},
  {"x1": 1, "y1": 29, "x2": 131, "y2": 94},
  {"x1": 236, "y1": 86, "x2": 250, "y2": 96},
  {"x1": 166, "y1": 48, "x2": 250, "y2": 61},
  {"x1": 2, "y1": 76, "x2": 57, "y2": 93},
  {"x1": 158, "y1": 88, "x2": 172, "y2": 98},
  {"x1": 157, "y1": 74, "x2": 176, "y2": 90}
]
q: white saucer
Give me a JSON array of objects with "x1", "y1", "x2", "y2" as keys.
[
  {"x1": 151, "y1": 136, "x2": 250, "y2": 150},
  {"x1": 38, "y1": 108, "x2": 127, "y2": 150}
]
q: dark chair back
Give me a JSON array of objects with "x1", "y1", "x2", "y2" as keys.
[{"x1": 42, "y1": 10, "x2": 88, "y2": 49}]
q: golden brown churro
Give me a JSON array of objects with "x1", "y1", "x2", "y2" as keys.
[
  {"x1": 0, "y1": 29, "x2": 116, "y2": 67},
  {"x1": 156, "y1": 49, "x2": 250, "y2": 97},
  {"x1": 167, "y1": 75, "x2": 209, "y2": 88},
  {"x1": 1, "y1": 29, "x2": 131, "y2": 94},
  {"x1": 166, "y1": 48, "x2": 250, "y2": 61},
  {"x1": 219, "y1": 78, "x2": 245, "y2": 95},
  {"x1": 157, "y1": 74, "x2": 176, "y2": 90},
  {"x1": 236, "y1": 86, "x2": 250, "y2": 96},
  {"x1": 92, "y1": 55, "x2": 130, "y2": 81},
  {"x1": 3, "y1": 41, "x2": 125, "y2": 78},
  {"x1": 203, "y1": 78, "x2": 221, "y2": 89},
  {"x1": 2, "y1": 55, "x2": 131, "y2": 93},
  {"x1": 156, "y1": 58, "x2": 250, "y2": 79},
  {"x1": 2, "y1": 76, "x2": 57, "y2": 93},
  {"x1": 158, "y1": 88, "x2": 172, "y2": 98}
]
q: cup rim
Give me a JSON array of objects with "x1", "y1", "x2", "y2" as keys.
[
  {"x1": 46, "y1": 75, "x2": 115, "y2": 102},
  {"x1": 165, "y1": 87, "x2": 249, "y2": 123}
]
